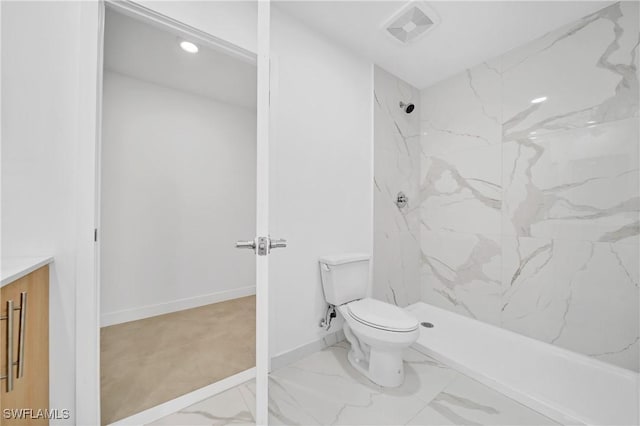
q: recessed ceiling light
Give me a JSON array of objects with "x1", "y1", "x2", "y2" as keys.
[
  {"x1": 587, "y1": 120, "x2": 596, "y2": 124},
  {"x1": 180, "y1": 41, "x2": 199, "y2": 53},
  {"x1": 531, "y1": 96, "x2": 547, "y2": 104}
]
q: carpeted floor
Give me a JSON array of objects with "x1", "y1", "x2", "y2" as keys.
[{"x1": 100, "y1": 295, "x2": 256, "y2": 425}]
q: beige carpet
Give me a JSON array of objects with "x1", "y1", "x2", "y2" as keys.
[{"x1": 100, "y1": 295, "x2": 256, "y2": 425}]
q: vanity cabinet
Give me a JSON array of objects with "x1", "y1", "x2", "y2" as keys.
[{"x1": 0, "y1": 265, "x2": 49, "y2": 425}]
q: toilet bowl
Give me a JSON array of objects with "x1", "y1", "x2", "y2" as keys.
[
  {"x1": 339, "y1": 298, "x2": 419, "y2": 387},
  {"x1": 319, "y1": 254, "x2": 419, "y2": 387}
]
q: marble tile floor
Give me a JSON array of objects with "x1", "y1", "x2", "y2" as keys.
[
  {"x1": 101, "y1": 295, "x2": 256, "y2": 425},
  {"x1": 151, "y1": 342, "x2": 561, "y2": 426}
]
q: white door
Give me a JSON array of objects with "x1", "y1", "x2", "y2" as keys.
[{"x1": 240, "y1": 3, "x2": 277, "y2": 425}]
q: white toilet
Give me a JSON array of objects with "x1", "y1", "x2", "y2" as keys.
[{"x1": 319, "y1": 253, "x2": 419, "y2": 387}]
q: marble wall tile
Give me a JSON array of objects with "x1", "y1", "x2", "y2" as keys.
[
  {"x1": 421, "y1": 58, "x2": 502, "y2": 156},
  {"x1": 421, "y1": 228, "x2": 502, "y2": 325},
  {"x1": 417, "y1": 2, "x2": 639, "y2": 371},
  {"x1": 502, "y1": 237, "x2": 638, "y2": 371},
  {"x1": 502, "y1": 2, "x2": 639, "y2": 142},
  {"x1": 503, "y1": 118, "x2": 639, "y2": 243},
  {"x1": 373, "y1": 65, "x2": 421, "y2": 307},
  {"x1": 374, "y1": 229, "x2": 421, "y2": 306},
  {"x1": 421, "y1": 144, "x2": 502, "y2": 235}
]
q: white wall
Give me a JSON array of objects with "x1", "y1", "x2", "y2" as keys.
[
  {"x1": 100, "y1": 71, "x2": 256, "y2": 325},
  {"x1": 137, "y1": 1, "x2": 257, "y2": 54},
  {"x1": 268, "y1": 6, "x2": 373, "y2": 358},
  {"x1": 1, "y1": 1, "x2": 83, "y2": 422}
]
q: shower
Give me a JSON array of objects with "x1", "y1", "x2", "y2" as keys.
[{"x1": 399, "y1": 101, "x2": 414, "y2": 114}]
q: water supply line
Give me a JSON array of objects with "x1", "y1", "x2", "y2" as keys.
[{"x1": 319, "y1": 304, "x2": 336, "y2": 330}]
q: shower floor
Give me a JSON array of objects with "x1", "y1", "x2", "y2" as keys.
[
  {"x1": 100, "y1": 295, "x2": 256, "y2": 425},
  {"x1": 150, "y1": 341, "x2": 560, "y2": 425}
]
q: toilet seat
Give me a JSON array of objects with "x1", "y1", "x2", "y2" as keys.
[{"x1": 346, "y1": 298, "x2": 418, "y2": 332}]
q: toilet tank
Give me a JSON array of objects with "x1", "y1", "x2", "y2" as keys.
[{"x1": 319, "y1": 253, "x2": 370, "y2": 306}]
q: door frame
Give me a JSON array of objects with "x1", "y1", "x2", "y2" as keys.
[{"x1": 75, "y1": 1, "x2": 270, "y2": 424}]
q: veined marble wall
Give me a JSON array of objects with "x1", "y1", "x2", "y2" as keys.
[
  {"x1": 420, "y1": 2, "x2": 639, "y2": 371},
  {"x1": 373, "y1": 66, "x2": 421, "y2": 307}
]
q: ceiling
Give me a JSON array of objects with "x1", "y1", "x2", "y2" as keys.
[
  {"x1": 104, "y1": 9, "x2": 257, "y2": 109},
  {"x1": 275, "y1": 1, "x2": 611, "y2": 89}
]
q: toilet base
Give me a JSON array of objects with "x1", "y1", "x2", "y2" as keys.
[
  {"x1": 347, "y1": 346, "x2": 405, "y2": 388},
  {"x1": 343, "y1": 322, "x2": 406, "y2": 388}
]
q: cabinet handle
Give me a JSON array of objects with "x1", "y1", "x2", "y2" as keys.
[
  {"x1": 6, "y1": 299, "x2": 13, "y2": 392},
  {"x1": 17, "y1": 292, "x2": 27, "y2": 378},
  {"x1": 0, "y1": 294, "x2": 26, "y2": 391}
]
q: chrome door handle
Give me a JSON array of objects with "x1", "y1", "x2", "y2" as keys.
[
  {"x1": 236, "y1": 237, "x2": 286, "y2": 255},
  {"x1": 236, "y1": 240, "x2": 256, "y2": 250},
  {"x1": 269, "y1": 238, "x2": 287, "y2": 250}
]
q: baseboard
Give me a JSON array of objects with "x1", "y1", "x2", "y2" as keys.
[
  {"x1": 101, "y1": 286, "x2": 256, "y2": 327},
  {"x1": 108, "y1": 368, "x2": 256, "y2": 426},
  {"x1": 271, "y1": 329, "x2": 345, "y2": 371}
]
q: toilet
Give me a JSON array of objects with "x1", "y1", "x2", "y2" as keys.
[{"x1": 319, "y1": 253, "x2": 419, "y2": 387}]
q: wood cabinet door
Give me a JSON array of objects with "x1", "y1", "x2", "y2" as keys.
[{"x1": 0, "y1": 266, "x2": 49, "y2": 426}]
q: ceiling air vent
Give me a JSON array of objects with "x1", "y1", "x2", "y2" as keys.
[{"x1": 383, "y1": 2, "x2": 439, "y2": 44}]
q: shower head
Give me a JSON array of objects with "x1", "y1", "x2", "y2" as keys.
[{"x1": 400, "y1": 101, "x2": 415, "y2": 114}]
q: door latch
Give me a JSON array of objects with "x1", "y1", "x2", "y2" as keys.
[{"x1": 256, "y1": 237, "x2": 269, "y2": 256}]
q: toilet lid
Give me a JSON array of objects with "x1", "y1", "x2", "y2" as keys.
[{"x1": 347, "y1": 298, "x2": 418, "y2": 332}]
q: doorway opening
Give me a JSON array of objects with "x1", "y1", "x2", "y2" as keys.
[{"x1": 98, "y1": 5, "x2": 257, "y2": 424}]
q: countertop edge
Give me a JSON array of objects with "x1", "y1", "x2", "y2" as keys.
[{"x1": 1, "y1": 257, "x2": 54, "y2": 288}]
